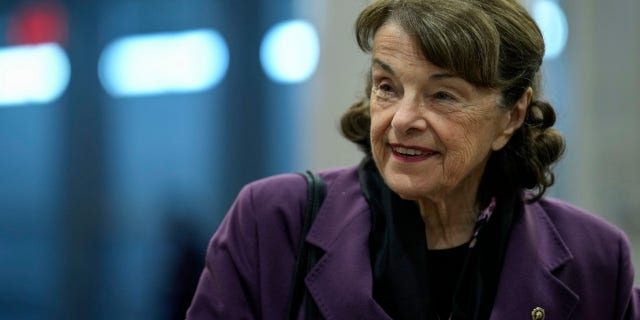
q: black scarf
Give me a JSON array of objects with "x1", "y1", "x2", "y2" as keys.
[{"x1": 358, "y1": 157, "x2": 518, "y2": 320}]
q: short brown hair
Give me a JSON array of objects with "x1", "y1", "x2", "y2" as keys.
[{"x1": 341, "y1": 0, "x2": 564, "y2": 202}]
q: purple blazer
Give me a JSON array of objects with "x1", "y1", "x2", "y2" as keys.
[{"x1": 187, "y1": 166, "x2": 640, "y2": 319}]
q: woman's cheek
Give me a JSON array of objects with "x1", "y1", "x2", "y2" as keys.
[
  {"x1": 369, "y1": 116, "x2": 387, "y2": 161},
  {"x1": 370, "y1": 122, "x2": 384, "y2": 155},
  {"x1": 369, "y1": 102, "x2": 382, "y2": 139}
]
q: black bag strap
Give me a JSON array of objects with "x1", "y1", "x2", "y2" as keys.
[{"x1": 286, "y1": 170, "x2": 326, "y2": 320}]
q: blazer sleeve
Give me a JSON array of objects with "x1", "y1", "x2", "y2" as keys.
[
  {"x1": 625, "y1": 288, "x2": 640, "y2": 320},
  {"x1": 185, "y1": 184, "x2": 262, "y2": 320},
  {"x1": 616, "y1": 234, "x2": 640, "y2": 320},
  {"x1": 185, "y1": 173, "x2": 308, "y2": 320}
]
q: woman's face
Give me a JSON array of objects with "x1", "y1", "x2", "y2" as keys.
[{"x1": 369, "y1": 22, "x2": 518, "y2": 202}]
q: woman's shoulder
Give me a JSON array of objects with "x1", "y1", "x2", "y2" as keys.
[
  {"x1": 533, "y1": 197, "x2": 627, "y2": 239},
  {"x1": 523, "y1": 197, "x2": 638, "y2": 317},
  {"x1": 526, "y1": 196, "x2": 631, "y2": 259},
  {"x1": 242, "y1": 166, "x2": 359, "y2": 198},
  {"x1": 234, "y1": 165, "x2": 360, "y2": 216},
  {"x1": 221, "y1": 165, "x2": 362, "y2": 259}
]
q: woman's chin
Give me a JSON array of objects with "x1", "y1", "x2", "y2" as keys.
[{"x1": 385, "y1": 179, "x2": 430, "y2": 201}]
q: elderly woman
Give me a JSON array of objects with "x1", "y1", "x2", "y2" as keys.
[{"x1": 187, "y1": 0, "x2": 640, "y2": 319}]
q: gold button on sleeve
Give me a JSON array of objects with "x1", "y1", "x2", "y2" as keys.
[{"x1": 531, "y1": 307, "x2": 545, "y2": 320}]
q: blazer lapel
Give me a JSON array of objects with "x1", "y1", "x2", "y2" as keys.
[
  {"x1": 491, "y1": 202, "x2": 579, "y2": 319},
  {"x1": 302, "y1": 169, "x2": 391, "y2": 319}
]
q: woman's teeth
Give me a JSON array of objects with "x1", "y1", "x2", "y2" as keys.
[{"x1": 393, "y1": 146, "x2": 426, "y2": 156}]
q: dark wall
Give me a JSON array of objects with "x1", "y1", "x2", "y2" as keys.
[{"x1": 0, "y1": 0, "x2": 305, "y2": 319}]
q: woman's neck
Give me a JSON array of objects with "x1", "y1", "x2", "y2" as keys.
[{"x1": 417, "y1": 193, "x2": 479, "y2": 250}]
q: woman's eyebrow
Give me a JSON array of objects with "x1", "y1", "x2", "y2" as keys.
[
  {"x1": 429, "y1": 73, "x2": 458, "y2": 81},
  {"x1": 373, "y1": 58, "x2": 458, "y2": 82},
  {"x1": 372, "y1": 58, "x2": 395, "y2": 75}
]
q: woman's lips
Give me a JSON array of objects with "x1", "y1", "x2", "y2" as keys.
[{"x1": 389, "y1": 143, "x2": 438, "y2": 162}]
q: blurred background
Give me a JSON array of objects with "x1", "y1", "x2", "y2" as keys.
[{"x1": 0, "y1": 0, "x2": 638, "y2": 319}]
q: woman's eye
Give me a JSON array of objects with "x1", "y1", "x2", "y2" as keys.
[
  {"x1": 377, "y1": 82, "x2": 394, "y2": 93},
  {"x1": 381, "y1": 83, "x2": 393, "y2": 92},
  {"x1": 433, "y1": 91, "x2": 455, "y2": 101},
  {"x1": 373, "y1": 81, "x2": 396, "y2": 98}
]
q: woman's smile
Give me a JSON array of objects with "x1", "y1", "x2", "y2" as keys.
[{"x1": 389, "y1": 143, "x2": 439, "y2": 162}]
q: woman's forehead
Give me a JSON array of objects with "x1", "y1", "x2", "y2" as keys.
[
  {"x1": 371, "y1": 24, "x2": 457, "y2": 77},
  {"x1": 372, "y1": 24, "x2": 427, "y2": 62}
]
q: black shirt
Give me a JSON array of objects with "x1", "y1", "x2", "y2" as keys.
[{"x1": 427, "y1": 243, "x2": 469, "y2": 319}]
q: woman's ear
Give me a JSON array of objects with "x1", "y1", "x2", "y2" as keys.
[{"x1": 491, "y1": 87, "x2": 532, "y2": 151}]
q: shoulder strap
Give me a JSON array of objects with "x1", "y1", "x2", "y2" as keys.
[{"x1": 287, "y1": 170, "x2": 326, "y2": 320}]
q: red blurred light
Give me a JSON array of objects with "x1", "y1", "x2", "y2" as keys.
[{"x1": 7, "y1": 1, "x2": 68, "y2": 46}]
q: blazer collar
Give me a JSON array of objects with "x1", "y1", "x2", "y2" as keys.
[{"x1": 491, "y1": 200, "x2": 579, "y2": 319}]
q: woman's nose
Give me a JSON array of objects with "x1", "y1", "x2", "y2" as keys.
[{"x1": 390, "y1": 98, "x2": 427, "y2": 134}]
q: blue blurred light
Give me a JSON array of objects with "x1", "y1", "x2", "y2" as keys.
[
  {"x1": 99, "y1": 29, "x2": 229, "y2": 97},
  {"x1": 0, "y1": 43, "x2": 70, "y2": 106},
  {"x1": 532, "y1": 0, "x2": 569, "y2": 60},
  {"x1": 260, "y1": 20, "x2": 320, "y2": 84}
]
